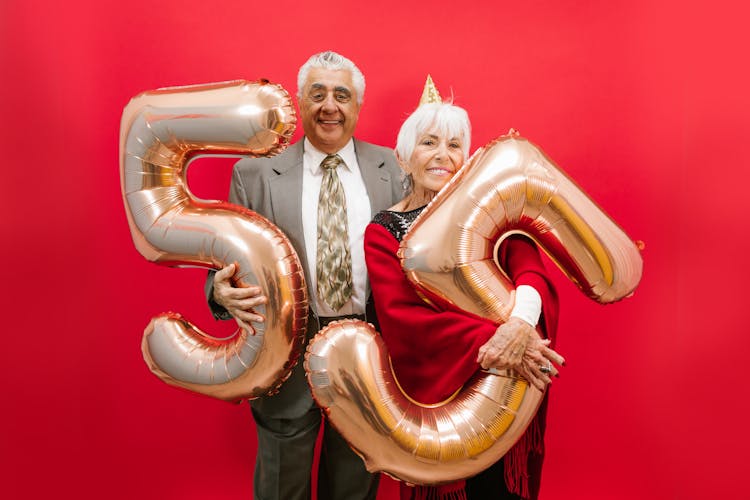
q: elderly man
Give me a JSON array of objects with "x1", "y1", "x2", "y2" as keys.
[{"x1": 206, "y1": 51, "x2": 402, "y2": 500}]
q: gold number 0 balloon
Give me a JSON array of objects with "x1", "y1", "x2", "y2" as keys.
[
  {"x1": 305, "y1": 131, "x2": 643, "y2": 485},
  {"x1": 120, "y1": 80, "x2": 307, "y2": 402}
]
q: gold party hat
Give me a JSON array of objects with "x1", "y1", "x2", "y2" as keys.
[{"x1": 419, "y1": 75, "x2": 443, "y2": 106}]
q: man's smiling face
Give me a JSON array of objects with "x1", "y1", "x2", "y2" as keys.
[{"x1": 299, "y1": 67, "x2": 361, "y2": 154}]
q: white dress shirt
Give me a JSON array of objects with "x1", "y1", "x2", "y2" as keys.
[{"x1": 301, "y1": 138, "x2": 371, "y2": 316}]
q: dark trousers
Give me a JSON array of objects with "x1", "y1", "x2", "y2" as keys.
[
  {"x1": 466, "y1": 395, "x2": 548, "y2": 500},
  {"x1": 252, "y1": 406, "x2": 379, "y2": 500},
  {"x1": 465, "y1": 457, "x2": 537, "y2": 500}
]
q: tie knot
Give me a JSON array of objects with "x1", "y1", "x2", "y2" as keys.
[{"x1": 321, "y1": 154, "x2": 343, "y2": 171}]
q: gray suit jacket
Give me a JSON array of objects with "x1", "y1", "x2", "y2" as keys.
[{"x1": 207, "y1": 138, "x2": 402, "y2": 418}]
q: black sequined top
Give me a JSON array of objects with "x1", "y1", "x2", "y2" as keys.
[{"x1": 370, "y1": 206, "x2": 425, "y2": 242}]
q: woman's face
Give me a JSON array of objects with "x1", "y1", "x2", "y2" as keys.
[{"x1": 405, "y1": 128, "x2": 465, "y2": 195}]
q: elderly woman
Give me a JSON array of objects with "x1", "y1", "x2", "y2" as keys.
[{"x1": 364, "y1": 102, "x2": 564, "y2": 500}]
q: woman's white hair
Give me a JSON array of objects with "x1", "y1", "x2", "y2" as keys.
[
  {"x1": 395, "y1": 103, "x2": 471, "y2": 164},
  {"x1": 297, "y1": 51, "x2": 366, "y2": 104}
]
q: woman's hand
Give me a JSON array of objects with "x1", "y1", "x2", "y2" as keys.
[
  {"x1": 477, "y1": 318, "x2": 565, "y2": 391},
  {"x1": 517, "y1": 335, "x2": 565, "y2": 391},
  {"x1": 477, "y1": 317, "x2": 533, "y2": 371}
]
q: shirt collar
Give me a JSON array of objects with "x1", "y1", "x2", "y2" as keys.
[{"x1": 304, "y1": 137, "x2": 356, "y2": 174}]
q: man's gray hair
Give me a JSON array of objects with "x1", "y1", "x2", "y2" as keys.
[
  {"x1": 395, "y1": 103, "x2": 471, "y2": 163},
  {"x1": 297, "y1": 51, "x2": 366, "y2": 104}
]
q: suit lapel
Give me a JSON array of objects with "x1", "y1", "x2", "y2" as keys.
[
  {"x1": 267, "y1": 141, "x2": 311, "y2": 282},
  {"x1": 354, "y1": 139, "x2": 394, "y2": 216}
]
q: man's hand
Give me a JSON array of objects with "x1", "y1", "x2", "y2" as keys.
[{"x1": 213, "y1": 263, "x2": 267, "y2": 335}]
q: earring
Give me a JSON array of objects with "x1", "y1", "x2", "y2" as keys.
[{"x1": 400, "y1": 172, "x2": 413, "y2": 195}]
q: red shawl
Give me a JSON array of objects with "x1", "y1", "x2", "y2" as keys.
[{"x1": 364, "y1": 222, "x2": 559, "y2": 500}]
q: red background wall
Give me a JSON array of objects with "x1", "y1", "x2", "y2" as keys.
[{"x1": 2, "y1": 1, "x2": 748, "y2": 498}]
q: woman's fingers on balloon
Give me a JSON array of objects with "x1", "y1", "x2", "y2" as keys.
[
  {"x1": 537, "y1": 351, "x2": 563, "y2": 377},
  {"x1": 539, "y1": 360, "x2": 559, "y2": 378},
  {"x1": 477, "y1": 340, "x2": 497, "y2": 360},
  {"x1": 478, "y1": 350, "x2": 502, "y2": 369},
  {"x1": 477, "y1": 349, "x2": 492, "y2": 368},
  {"x1": 480, "y1": 349, "x2": 523, "y2": 371},
  {"x1": 520, "y1": 364, "x2": 549, "y2": 391},
  {"x1": 478, "y1": 345, "x2": 503, "y2": 369},
  {"x1": 528, "y1": 346, "x2": 563, "y2": 377},
  {"x1": 522, "y1": 352, "x2": 553, "y2": 379},
  {"x1": 542, "y1": 346, "x2": 565, "y2": 366}
]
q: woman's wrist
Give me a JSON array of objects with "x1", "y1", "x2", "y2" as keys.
[{"x1": 509, "y1": 285, "x2": 542, "y2": 326}]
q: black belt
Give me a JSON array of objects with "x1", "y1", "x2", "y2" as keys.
[{"x1": 312, "y1": 312, "x2": 366, "y2": 329}]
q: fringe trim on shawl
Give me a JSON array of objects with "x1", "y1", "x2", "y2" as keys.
[
  {"x1": 504, "y1": 413, "x2": 545, "y2": 499},
  {"x1": 406, "y1": 480, "x2": 467, "y2": 500},
  {"x1": 401, "y1": 413, "x2": 544, "y2": 500}
]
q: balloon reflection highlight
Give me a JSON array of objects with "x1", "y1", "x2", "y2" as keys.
[{"x1": 120, "y1": 80, "x2": 307, "y2": 402}]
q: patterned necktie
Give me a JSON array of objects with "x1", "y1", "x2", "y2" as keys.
[{"x1": 316, "y1": 154, "x2": 353, "y2": 311}]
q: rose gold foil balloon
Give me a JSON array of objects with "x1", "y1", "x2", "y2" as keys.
[
  {"x1": 306, "y1": 320, "x2": 541, "y2": 485},
  {"x1": 400, "y1": 130, "x2": 642, "y2": 322},
  {"x1": 306, "y1": 130, "x2": 643, "y2": 484},
  {"x1": 120, "y1": 80, "x2": 307, "y2": 402}
]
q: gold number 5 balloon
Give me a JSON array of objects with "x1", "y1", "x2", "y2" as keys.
[
  {"x1": 306, "y1": 130, "x2": 643, "y2": 485},
  {"x1": 120, "y1": 80, "x2": 307, "y2": 402},
  {"x1": 402, "y1": 130, "x2": 643, "y2": 320}
]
